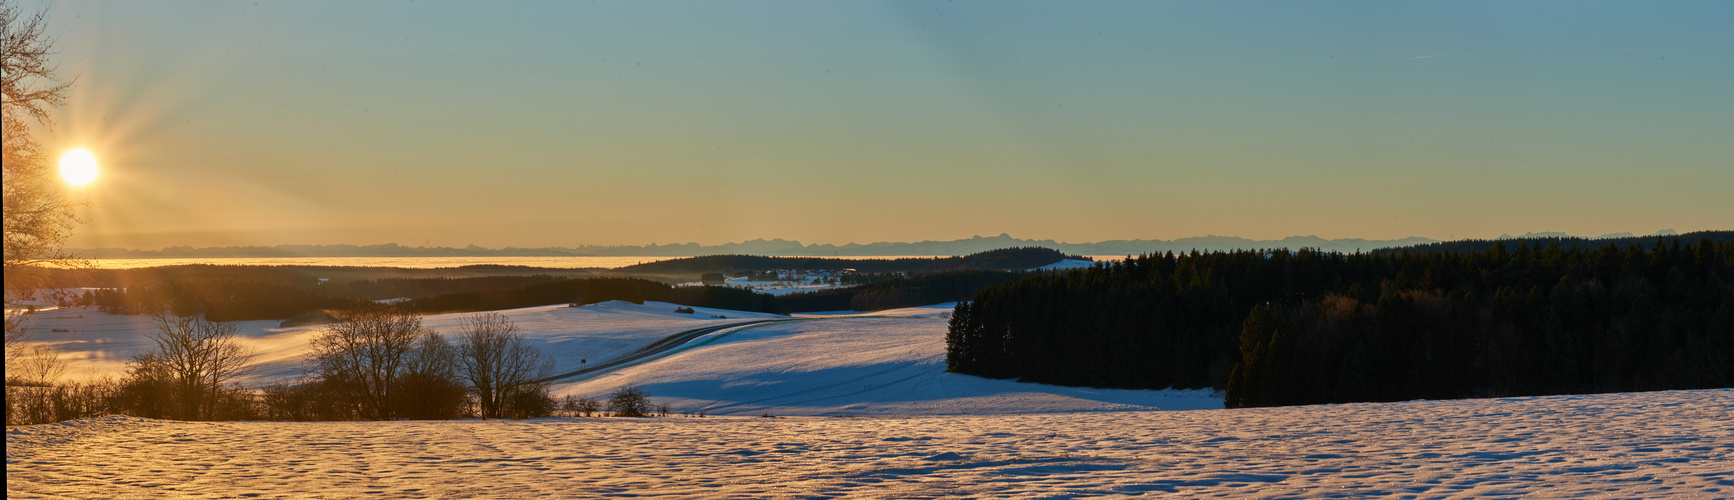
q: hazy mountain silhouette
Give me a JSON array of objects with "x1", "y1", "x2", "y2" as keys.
[{"x1": 69, "y1": 230, "x2": 1692, "y2": 259}]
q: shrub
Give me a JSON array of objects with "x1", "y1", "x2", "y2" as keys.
[
  {"x1": 4, "y1": 379, "x2": 122, "y2": 426},
  {"x1": 258, "y1": 379, "x2": 361, "y2": 421},
  {"x1": 561, "y1": 395, "x2": 601, "y2": 417},
  {"x1": 608, "y1": 386, "x2": 650, "y2": 417},
  {"x1": 501, "y1": 388, "x2": 556, "y2": 419}
]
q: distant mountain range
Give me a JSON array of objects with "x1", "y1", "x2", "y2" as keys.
[{"x1": 71, "y1": 230, "x2": 1689, "y2": 259}]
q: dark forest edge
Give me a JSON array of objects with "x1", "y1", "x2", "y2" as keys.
[
  {"x1": 1374, "y1": 230, "x2": 1732, "y2": 255},
  {"x1": 946, "y1": 235, "x2": 1734, "y2": 408},
  {"x1": 54, "y1": 248, "x2": 1072, "y2": 321},
  {"x1": 397, "y1": 270, "x2": 1031, "y2": 317},
  {"x1": 612, "y1": 247, "x2": 1075, "y2": 275}
]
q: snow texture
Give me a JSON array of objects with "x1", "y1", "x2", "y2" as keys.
[
  {"x1": 10, "y1": 301, "x2": 1732, "y2": 497},
  {"x1": 9, "y1": 390, "x2": 1731, "y2": 498}
]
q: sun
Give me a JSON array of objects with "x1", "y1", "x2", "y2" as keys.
[{"x1": 59, "y1": 149, "x2": 99, "y2": 186}]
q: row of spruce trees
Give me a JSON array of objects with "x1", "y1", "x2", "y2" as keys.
[{"x1": 947, "y1": 238, "x2": 1733, "y2": 407}]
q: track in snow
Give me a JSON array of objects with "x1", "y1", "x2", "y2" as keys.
[
  {"x1": 556, "y1": 317, "x2": 1225, "y2": 416},
  {"x1": 533, "y1": 319, "x2": 799, "y2": 384}
]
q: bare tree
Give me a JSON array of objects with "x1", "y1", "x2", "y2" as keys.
[
  {"x1": 135, "y1": 312, "x2": 256, "y2": 420},
  {"x1": 455, "y1": 312, "x2": 553, "y2": 419},
  {"x1": 308, "y1": 305, "x2": 428, "y2": 420},
  {"x1": 6, "y1": 343, "x2": 63, "y2": 386},
  {"x1": 3, "y1": 310, "x2": 29, "y2": 369},
  {"x1": 3, "y1": 0, "x2": 84, "y2": 304},
  {"x1": 403, "y1": 332, "x2": 458, "y2": 383}
]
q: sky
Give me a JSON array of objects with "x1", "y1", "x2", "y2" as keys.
[{"x1": 24, "y1": 0, "x2": 1733, "y2": 249}]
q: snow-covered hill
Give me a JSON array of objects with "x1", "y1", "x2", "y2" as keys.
[
  {"x1": 11, "y1": 301, "x2": 786, "y2": 387},
  {"x1": 18, "y1": 302, "x2": 1219, "y2": 415},
  {"x1": 11, "y1": 301, "x2": 1732, "y2": 497},
  {"x1": 554, "y1": 308, "x2": 1220, "y2": 416},
  {"x1": 9, "y1": 390, "x2": 1730, "y2": 498}
]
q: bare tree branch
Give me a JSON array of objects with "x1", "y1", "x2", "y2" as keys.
[
  {"x1": 308, "y1": 305, "x2": 429, "y2": 420},
  {"x1": 456, "y1": 312, "x2": 553, "y2": 419},
  {"x1": 2, "y1": 0, "x2": 85, "y2": 305},
  {"x1": 140, "y1": 311, "x2": 257, "y2": 420}
]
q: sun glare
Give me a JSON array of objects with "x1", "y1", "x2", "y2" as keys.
[{"x1": 59, "y1": 149, "x2": 99, "y2": 186}]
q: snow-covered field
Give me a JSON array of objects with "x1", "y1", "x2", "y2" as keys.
[
  {"x1": 10, "y1": 301, "x2": 787, "y2": 387},
  {"x1": 15, "y1": 301, "x2": 1219, "y2": 415},
  {"x1": 554, "y1": 306, "x2": 1220, "y2": 415},
  {"x1": 10, "y1": 390, "x2": 1731, "y2": 498},
  {"x1": 10, "y1": 301, "x2": 1734, "y2": 497}
]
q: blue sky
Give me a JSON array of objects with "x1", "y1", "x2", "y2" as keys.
[{"x1": 30, "y1": 0, "x2": 1733, "y2": 248}]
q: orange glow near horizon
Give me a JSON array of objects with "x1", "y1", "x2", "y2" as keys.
[
  {"x1": 36, "y1": 3, "x2": 1734, "y2": 249},
  {"x1": 59, "y1": 150, "x2": 100, "y2": 186}
]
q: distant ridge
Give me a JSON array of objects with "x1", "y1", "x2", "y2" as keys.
[
  {"x1": 73, "y1": 234, "x2": 1445, "y2": 259},
  {"x1": 1375, "y1": 230, "x2": 1732, "y2": 255},
  {"x1": 615, "y1": 247, "x2": 1070, "y2": 274}
]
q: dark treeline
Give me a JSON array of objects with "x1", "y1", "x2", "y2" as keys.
[
  {"x1": 403, "y1": 277, "x2": 779, "y2": 315},
  {"x1": 89, "y1": 279, "x2": 361, "y2": 322},
  {"x1": 68, "y1": 266, "x2": 584, "y2": 321},
  {"x1": 70, "y1": 264, "x2": 322, "y2": 289},
  {"x1": 615, "y1": 247, "x2": 1073, "y2": 275},
  {"x1": 61, "y1": 264, "x2": 590, "y2": 290},
  {"x1": 407, "y1": 271, "x2": 1033, "y2": 315},
  {"x1": 66, "y1": 253, "x2": 1056, "y2": 320},
  {"x1": 57, "y1": 251, "x2": 1066, "y2": 321},
  {"x1": 74, "y1": 265, "x2": 341, "y2": 321},
  {"x1": 323, "y1": 275, "x2": 569, "y2": 300},
  {"x1": 1375, "y1": 231, "x2": 1733, "y2": 255},
  {"x1": 779, "y1": 271, "x2": 1025, "y2": 312},
  {"x1": 947, "y1": 239, "x2": 1734, "y2": 407}
]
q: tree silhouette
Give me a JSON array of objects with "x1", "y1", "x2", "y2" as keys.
[{"x1": 3, "y1": 0, "x2": 83, "y2": 303}]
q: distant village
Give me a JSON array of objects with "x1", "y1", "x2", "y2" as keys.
[{"x1": 691, "y1": 268, "x2": 885, "y2": 296}]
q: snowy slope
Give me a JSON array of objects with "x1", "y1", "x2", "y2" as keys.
[
  {"x1": 555, "y1": 314, "x2": 1221, "y2": 416},
  {"x1": 20, "y1": 300, "x2": 1213, "y2": 418},
  {"x1": 12, "y1": 301, "x2": 1733, "y2": 497},
  {"x1": 4, "y1": 309, "x2": 296, "y2": 383},
  {"x1": 12, "y1": 301, "x2": 786, "y2": 386},
  {"x1": 9, "y1": 390, "x2": 1731, "y2": 498},
  {"x1": 20, "y1": 301, "x2": 1215, "y2": 416},
  {"x1": 792, "y1": 302, "x2": 958, "y2": 318}
]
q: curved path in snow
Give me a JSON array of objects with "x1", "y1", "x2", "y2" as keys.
[{"x1": 533, "y1": 318, "x2": 799, "y2": 384}]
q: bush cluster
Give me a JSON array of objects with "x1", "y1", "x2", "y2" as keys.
[{"x1": 6, "y1": 307, "x2": 561, "y2": 425}]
